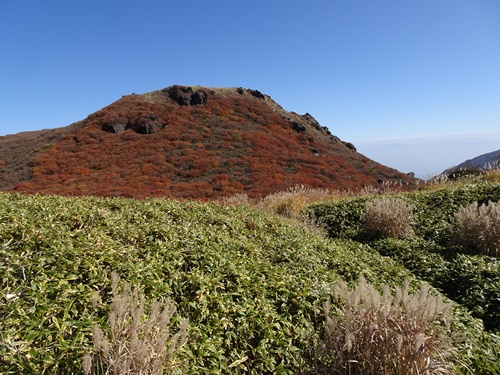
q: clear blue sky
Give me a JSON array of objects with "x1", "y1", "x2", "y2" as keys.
[{"x1": 1, "y1": 0, "x2": 499, "y2": 178}]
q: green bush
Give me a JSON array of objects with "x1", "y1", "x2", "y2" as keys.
[
  {"x1": 1, "y1": 189, "x2": 499, "y2": 374},
  {"x1": 308, "y1": 182, "x2": 500, "y2": 244},
  {"x1": 369, "y1": 238, "x2": 448, "y2": 285},
  {"x1": 446, "y1": 254, "x2": 500, "y2": 332},
  {"x1": 370, "y1": 238, "x2": 500, "y2": 333},
  {"x1": 307, "y1": 182, "x2": 500, "y2": 372},
  {"x1": 307, "y1": 197, "x2": 368, "y2": 239},
  {"x1": 410, "y1": 183, "x2": 500, "y2": 244},
  {"x1": 0, "y1": 193, "x2": 408, "y2": 374},
  {"x1": 309, "y1": 183, "x2": 500, "y2": 332}
]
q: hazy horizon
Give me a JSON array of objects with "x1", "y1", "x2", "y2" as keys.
[{"x1": 354, "y1": 132, "x2": 500, "y2": 179}]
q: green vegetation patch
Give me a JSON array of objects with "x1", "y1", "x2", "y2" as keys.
[
  {"x1": 308, "y1": 182, "x2": 500, "y2": 372},
  {"x1": 1, "y1": 193, "x2": 409, "y2": 374},
  {"x1": 309, "y1": 182, "x2": 500, "y2": 243},
  {"x1": 370, "y1": 237, "x2": 500, "y2": 333},
  {"x1": 1, "y1": 186, "x2": 499, "y2": 374}
]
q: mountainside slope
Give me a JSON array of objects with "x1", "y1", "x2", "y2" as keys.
[
  {"x1": 444, "y1": 149, "x2": 500, "y2": 176},
  {"x1": 0, "y1": 86, "x2": 417, "y2": 199}
]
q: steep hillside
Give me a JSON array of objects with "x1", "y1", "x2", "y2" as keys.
[{"x1": 0, "y1": 86, "x2": 417, "y2": 199}]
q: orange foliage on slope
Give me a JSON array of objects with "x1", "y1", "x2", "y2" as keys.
[{"x1": 14, "y1": 86, "x2": 416, "y2": 199}]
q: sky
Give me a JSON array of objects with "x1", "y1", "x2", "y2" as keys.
[{"x1": 1, "y1": 1, "x2": 499, "y2": 178}]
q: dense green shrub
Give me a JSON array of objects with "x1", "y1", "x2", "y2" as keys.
[
  {"x1": 0, "y1": 193, "x2": 409, "y2": 374},
  {"x1": 410, "y1": 183, "x2": 500, "y2": 244},
  {"x1": 307, "y1": 197, "x2": 369, "y2": 239},
  {"x1": 446, "y1": 254, "x2": 500, "y2": 332},
  {"x1": 369, "y1": 238, "x2": 449, "y2": 285},
  {"x1": 370, "y1": 237, "x2": 500, "y2": 333},
  {"x1": 1, "y1": 190, "x2": 499, "y2": 374},
  {"x1": 309, "y1": 182, "x2": 500, "y2": 244},
  {"x1": 307, "y1": 182, "x2": 500, "y2": 372}
]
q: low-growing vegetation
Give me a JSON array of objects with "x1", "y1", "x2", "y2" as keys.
[
  {"x1": 309, "y1": 181, "x2": 500, "y2": 337},
  {"x1": 451, "y1": 200, "x2": 499, "y2": 257},
  {"x1": 0, "y1": 192, "x2": 411, "y2": 374},
  {"x1": 1, "y1": 178, "x2": 499, "y2": 374},
  {"x1": 313, "y1": 277, "x2": 453, "y2": 375}
]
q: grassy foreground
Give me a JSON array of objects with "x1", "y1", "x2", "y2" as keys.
[
  {"x1": 0, "y1": 188, "x2": 499, "y2": 373},
  {"x1": 308, "y1": 182, "x2": 500, "y2": 331}
]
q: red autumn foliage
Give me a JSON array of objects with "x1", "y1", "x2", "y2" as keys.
[{"x1": 1, "y1": 86, "x2": 418, "y2": 199}]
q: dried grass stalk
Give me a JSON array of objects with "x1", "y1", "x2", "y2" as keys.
[
  {"x1": 363, "y1": 198, "x2": 415, "y2": 238},
  {"x1": 451, "y1": 200, "x2": 499, "y2": 257},
  {"x1": 317, "y1": 276, "x2": 453, "y2": 375},
  {"x1": 83, "y1": 272, "x2": 187, "y2": 375}
]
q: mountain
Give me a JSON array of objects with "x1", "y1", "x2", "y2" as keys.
[
  {"x1": 443, "y1": 149, "x2": 500, "y2": 176},
  {"x1": 0, "y1": 85, "x2": 417, "y2": 199}
]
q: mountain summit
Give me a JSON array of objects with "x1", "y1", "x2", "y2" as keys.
[{"x1": 0, "y1": 85, "x2": 417, "y2": 199}]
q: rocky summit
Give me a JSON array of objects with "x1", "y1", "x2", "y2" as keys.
[{"x1": 0, "y1": 85, "x2": 417, "y2": 199}]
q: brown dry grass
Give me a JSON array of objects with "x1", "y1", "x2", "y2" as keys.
[
  {"x1": 313, "y1": 276, "x2": 453, "y2": 375},
  {"x1": 83, "y1": 272, "x2": 187, "y2": 375},
  {"x1": 451, "y1": 200, "x2": 500, "y2": 257},
  {"x1": 223, "y1": 184, "x2": 404, "y2": 220},
  {"x1": 257, "y1": 185, "x2": 344, "y2": 219},
  {"x1": 363, "y1": 198, "x2": 415, "y2": 238},
  {"x1": 484, "y1": 168, "x2": 500, "y2": 182}
]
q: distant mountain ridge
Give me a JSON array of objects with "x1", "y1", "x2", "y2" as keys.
[
  {"x1": 444, "y1": 149, "x2": 500, "y2": 175},
  {"x1": 0, "y1": 85, "x2": 417, "y2": 199}
]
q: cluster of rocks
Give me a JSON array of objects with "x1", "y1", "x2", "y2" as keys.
[
  {"x1": 102, "y1": 86, "x2": 211, "y2": 134},
  {"x1": 101, "y1": 85, "x2": 358, "y2": 153},
  {"x1": 236, "y1": 87, "x2": 269, "y2": 100},
  {"x1": 164, "y1": 86, "x2": 208, "y2": 106},
  {"x1": 288, "y1": 112, "x2": 356, "y2": 151},
  {"x1": 102, "y1": 113, "x2": 162, "y2": 135}
]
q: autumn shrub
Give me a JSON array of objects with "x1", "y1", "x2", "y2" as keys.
[
  {"x1": 484, "y1": 168, "x2": 500, "y2": 182},
  {"x1": 363, "y1": 198, "x2": 415, "y2": 238},
  {"x1": 83, "y1": 272, "x2": 187, "y2": 375},
  {"x1": 451, "y1": 200, "x2": 500, "y2": 257},
  {"x1": 8, "y1": 85, "x2": 417, "y2": 200},
  {"x1": 314, "y1": 276, "x2": 453, "y2": 375},
  {"x1": 259, "y1": 185, "x2": 343, "y2": 219}
]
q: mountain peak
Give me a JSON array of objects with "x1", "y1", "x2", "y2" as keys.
[{"x1": 0, "y1": 85, "x2": 417, "y2": 199}]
